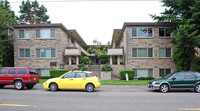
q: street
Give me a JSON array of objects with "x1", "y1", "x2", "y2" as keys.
[{"x1": 0, "y1": 84, "x2": 200, "y2": 111}]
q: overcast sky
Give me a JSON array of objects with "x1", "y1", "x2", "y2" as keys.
[{"x1": 9, "y1": 0, "x2": 165, "y2": 45}]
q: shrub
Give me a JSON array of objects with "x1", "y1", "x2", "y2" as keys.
[
  {"x1": 97, "y1": 53, "x2": 109, "y2": 64},
  {"x1": 39, "y1": 76, "x2": 52, "y2": 79},
  {"x1": 50, "y1": 69, "x2": 69, "y2": 78},
  {"x1": 101, "y1": 64, "x2": 112, "y2": 72},
  {"x1": 77, "y1": 63, "x2": 87, "y2": 71},
  {"x1": 138, "y1": 77, "x2": 154, "y2": 80},
  {"x1": 80, "y1": 56, "x2": 89, "y2": 64},
  {"x1": 120, "y1": 70, "x2": 134, "y2": 80}
]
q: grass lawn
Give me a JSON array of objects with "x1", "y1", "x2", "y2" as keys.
[
  {"x1": 39, "y1": 79, "x2": 149, "y2": 85},
  {"x1": 39, "y1": 79, "x2": 48, "y2": 83},
  {"x1": 100, "y1": 80, "x2": 149, "y2": 85}
]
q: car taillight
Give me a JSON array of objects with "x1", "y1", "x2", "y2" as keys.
[
  {"x1": 90, "y1": 73, "x2": 96, "y2": 76},
  {"x1": 28, "y1": 78, "x2": 31, "y2": 81}
]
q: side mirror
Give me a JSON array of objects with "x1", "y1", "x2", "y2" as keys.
[{"x1": 172, "y1": 77, "x2": 176, "y2": 80}]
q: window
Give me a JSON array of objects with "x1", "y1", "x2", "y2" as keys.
[
  {"x1": 20, "y1": 49, "x2": 30, "y2": 58},
  {"x1": 132, "y1": 48, "x2": 153, "y2": 58},
  {"x1": 36, "y1": 29, "x2": 55, "y2": 38},
  {"x1": 37, "y1": 69, "x2": 50, "y2": 76},
  {"x1": 159, "y1": 69, "x2": 171, "y2": 77},
  {"x1": 0, "y1": 69, "x2": 8, "y2": 74},
  {"x1": 18, "y1": 69, "x2": 27, "y2": 75},
  {"x1": 185, "y1": 73, "x2": 196, "y2": 79},
  {"x1": 8, "y1": 69, "x2": 17, "y2": 74},
  {"x1": 87, "y1": 73, "x2": 94, "y2": 77},
  {"x1": 133, "y1": 69, "x2": 153, "y2": 78},
  {"x1": 76, "y1": 72, "x2": 86, "y2": 78},
  {"x1": 174, "y1": 72, "x2": 185, "y2": 80},
  {"x1": 132, "y1": 27, "x2": 152, "y2": 37},
  {"x1": 159, "y1": 28, "x2": 171, "y2": 37},
  {"x1": 19, "y1": 30, "x2": 30, "y2": 38},
  {"x1": 29, "y1": 69, "x2": 38, "y2": 75},
  {"x1": 36, "y1": 49, "x2": 55, "y2": 58},
  {"x1": 159, "y1": 48, "x2": 171, "y2": 57},
  {"x1": 63, "y1": 72, "x2": 75, "y2": 78},
  {"x1": 193, "y1": 72, "x2": 200, "y2": 78}
]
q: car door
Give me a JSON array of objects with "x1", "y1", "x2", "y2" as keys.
[
  {"x1": 170, "y1": 72, "x2": 185, "y2": 88},
  {"x1": 74, "y1": 72, "x2": 88, "y2": 89},
  {"x1": 184, "y1": 72, "x2": 198, "y2": 88},
  {"x1": 58, "y1": 72, "x2": 75, "y2": 89},
  {"x1": 6, "y1": 68, "x2": 17, "y2": 84},
  {"x1": 0, "y1": 68, "x2": 8, "y2": 84}
]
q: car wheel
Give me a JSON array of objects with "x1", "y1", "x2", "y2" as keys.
[
  {"x1": 14, "y1": 80, "x2": 24, "y2": 90},
  {"x1": 86, "y1": 84, "x2": 94, "y2": 92},
  {"x1": 0, "y1": 84, "x2": 5, "y2": 88},
  {"x1": 26, "y1": 84, "x2": 34, "y2": 89},
  {"x1": 160, "y1": 84, "x2": 169, "y2": 93},
  {"x1": 49, "y1": 83, "x2": 58, "y2": 91},
  {"x1": 194, "y1": 84, "x2": 200, "y2": 93}
]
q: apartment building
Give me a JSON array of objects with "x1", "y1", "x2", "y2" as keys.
[
  {"x1": 109, "y1": 22, "x2": 177, "y2": 78},
  {"x1": 12, "y1": 24, "x2": 94, "y2": 76}
]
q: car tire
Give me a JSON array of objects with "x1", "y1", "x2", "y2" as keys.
[
  {"x1": 0, "y1": 84, "x2": 5, "y2": 88},
  {"x1": 160, "y1": 84, "x2": 169, "y2": 93},
  {"x1": 26, "y1": 84, "x2": 34, "y2": 89},
  {"x1": 14, "y1": 80, "x2": 24, "y2": 90},
  {"x1": 194, "y1": 84, "x2": 200, "y2": 93},
  {"x1": 86, "y1": 84, "x2": 94, "y2": 92},
  {"x1": 49, "y1": 83, "x2": 58, "y2": 91}
]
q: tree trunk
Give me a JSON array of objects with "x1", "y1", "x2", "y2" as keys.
[{"x1": 189, "y1": 47, "x2": 195, "y2": 71}]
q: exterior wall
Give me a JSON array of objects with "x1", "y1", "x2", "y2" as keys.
[
  {"x1": 124, "y1": 26, "x2": 176, "y2": 78},
  {"x1": 111, "y1": 65, "x2": 125, "y2": 79},
  {"x1": 14, "y1": 27, "x2": 69, "y2": 70}
]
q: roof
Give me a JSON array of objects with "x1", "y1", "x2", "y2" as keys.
[
  {"x1": 12, "y1": 23, "x2": 87, "y2": 49},
  {"x1": 112, "y1": 22, "x2": 173, "y2": 46}
]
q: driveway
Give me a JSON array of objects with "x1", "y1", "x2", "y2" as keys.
[{"x1": 0, "y1": 84, "x2": 199, "y2": 111}]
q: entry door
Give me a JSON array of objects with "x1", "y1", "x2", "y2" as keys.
[
  {"x1": 59, "y1": 72, "x2": 75, "y2": 89},
  {"x1": 0, "y1": 68, "x2": 8, "y2": 84},
  {"x1": 170, "y1": 72, "x2": 185, "y2": 88},
  {"x1": 184, "y1": 73, "x2": 198, "y2": 88}
]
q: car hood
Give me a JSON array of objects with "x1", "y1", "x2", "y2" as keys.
[
  {"x1": 149, "y1": 78, "x2": 166, "y2": 83},
  {"x1": 46, "y1": 77, "x2": 60, "y2": 82}
]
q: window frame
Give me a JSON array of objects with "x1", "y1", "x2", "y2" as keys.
[
  {"x1": 19, "y1": 49, "x2": 30, "y2": 58},
  {"x1": 132, "y1": 27, "x2": 153, "y2": 38},
  {"x1": 159, "y1": 69, "x2": 171, "y2": 77},
  {"x1": 133, "y1": 69, "x2": 154, "y2": 78},
  {"x1": 159, "y1": 48, "x2": 172, "y2": 58},
  {"x1": 19, "y1": 29, "x2": 30, "y2": 39},
  {"x1": 159, "y1": 27, "x2": 172, "y2": 38},
  {"x1": 132, "y1": 48, "x2": 154, "y2": 58},
  {"x1": 35, "y1": 29, "x2": 55, "y2": 39},
  {"x1": 36, "y1": 48, "x2": 56, "y2": 58}
]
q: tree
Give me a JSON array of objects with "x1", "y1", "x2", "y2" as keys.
[
  {"x1": 0, "y1": 0, "x2": 17, "y2": 67},
  {"x1": 19, "y1": 0, "x2": 50, "y2": 24},
  {"x1": 150, "y1": 0, "x2": 200, "y2": 71}
]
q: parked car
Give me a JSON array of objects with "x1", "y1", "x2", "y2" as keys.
[
  {"x1": 0, "y1": 67, "x2": 39, "y2": 90},
  {"x1": 43, "y1": 70, "x2": 100, "y2": 92},
  {"x1": 148, "y1": 71, "x2": 200, "y2": 93}
]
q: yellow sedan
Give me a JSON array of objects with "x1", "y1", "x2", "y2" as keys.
[{"x1": 43, "y1": 71, "x2": 100, "y2": 92}]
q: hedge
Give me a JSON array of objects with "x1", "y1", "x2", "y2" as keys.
[
  {"x1": 120, "y1": 70, "x2": 134, "y2": 80},
  {"x1": 50, "y1": 69, "x2": 69, "y2": 78},
  {"x1": 138, "y1": 77, "x2": 154, "y2": 80}
]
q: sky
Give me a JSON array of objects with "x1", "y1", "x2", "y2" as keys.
[{"x1": 9, "y1": 0, "x2": 166, "y2": 45}]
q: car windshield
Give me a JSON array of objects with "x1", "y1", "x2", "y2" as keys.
[{"x1": 163, "y1": 72, "x2": 176, "y2": 79}]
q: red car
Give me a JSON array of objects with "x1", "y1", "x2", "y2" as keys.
[{"x1": 0, "y1": 67, "x2": 39, "y2": 90}]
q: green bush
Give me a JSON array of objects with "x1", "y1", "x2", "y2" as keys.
[
  {"x1": 39, "y1": 76, "x2": 52, "y2": 79},
  {"x1": 80, "y1": 56, "x2": 89, "y2": 64},
  {"x1": 77, "y1": 63, "x2": 87, "y2": 71},
  {"x1": 50, "y1": 69, "x2": 69, "y2": 78},
  {"x1": 101, "y1": 64, "x2": 112, "y2": 72},
  {"x1": 120, "y1": 70, "x2": 134, "y2": 80},
  {"x1": 138, "y1": 77, "x2": 154, "y2": 80}
]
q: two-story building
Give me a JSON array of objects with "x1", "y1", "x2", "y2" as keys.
[
  {"x1": 108, "y1": 22, "x2": 176, "y2": 78},
  {"x1": 13, "y1": 22, "x2": 177, "y2": 78}
]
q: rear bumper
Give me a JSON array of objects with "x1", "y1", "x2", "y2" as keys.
[
  {"x1": 28, "y1": 81, "x2": 39, "y2": 84},
  {"x1": 95, "y1": 82, "x2": 101, "y2": 88},
  {"x1": 148, "y1": 84, "x2": 160, "y2": 90}
]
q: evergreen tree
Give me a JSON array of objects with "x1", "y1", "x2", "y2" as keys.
[
  {"x1": 0, "y1": 0, "x2": 17, "y2": 67},
  {"x1": 19, "y1": 0, "x2": 50, "y2": 24},
  {"x1": 150, "y1": 0, "x2": 200, "y2": 71}
]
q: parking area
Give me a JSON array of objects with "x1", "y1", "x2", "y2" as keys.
[{"x1": 0, "y1": 84, "x2": 200, "y2": 111}]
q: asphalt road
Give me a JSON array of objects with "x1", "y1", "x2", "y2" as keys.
[{"x1": 0, "y1": 84, "x2": 200, "y2": 111}]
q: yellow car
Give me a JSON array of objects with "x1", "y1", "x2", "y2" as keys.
[{"x1": 43, "y1": 71, "x2": 100, "y2": 92}]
